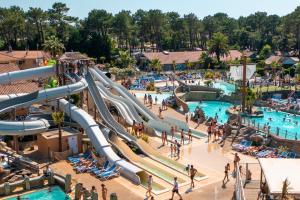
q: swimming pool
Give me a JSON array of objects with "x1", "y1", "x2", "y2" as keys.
[
  {"x1": 188, "y1": 101, "x2": 232, "y2": 124},
  {"x1": 212, "y1": 81, "x2": 236, "y2": 95},
  {"x1": 5, "y1": 186, "x2": 70, "y2": 200},
  {"x1": 135, "y1": 92, "x2": 172, "y2": 104},
  {"x1": 188, "y1": 101, "x2": 300, "y2": 140}
]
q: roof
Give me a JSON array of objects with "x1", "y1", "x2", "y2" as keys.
[
  {"x1": 259, "y1": 158, "x2": 300, "y2": 195},
  {"x1": 265, "y1": 55, "x2": 282, "y2": 65},
  {"x1": 59, "y1": 52, "x2": 90, "y2": 62},
  {"x1": 0, "y1": 51, "x2": 50, "y2": 62},
  {"x1": 0, "y1": 63, "x2": 20, "y2": 74},
  {"x1": 143, "y1": 51, "x2": 204, "y2": 65},
  {"x1": 143, "y1": 50, "x2": 242, "y2": 65},
  {"x1": 0, "y1": 63, "x2": 41, "y2": 95}
]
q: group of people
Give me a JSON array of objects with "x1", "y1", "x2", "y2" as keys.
[
  {"x1": 170, "y1": 140, "x2": 182, "y2": 159},
  {"x1": 131, "y1": 121, "x2": 145, "y2": 138},
  {"x1": 207, "y1": 119, "x2": 226, "y2": 142},
  {"x1": 75, "y1": 183, "x2": 108, "y2": 200},
  {"x1": 144, "y1": 94, "x2": 157, "y2": 109}
]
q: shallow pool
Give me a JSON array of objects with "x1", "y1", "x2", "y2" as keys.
[
  {"x1": 213, "y1": 81, "x2": 236, "y2": 95},
  {"x1": 188, "y1": 101, "x2": 300, "y2": 140},
  {"x1": 6, "y1": 186, "x2": 70, "y2": 200},
  {"x1": 135, "y1": 92, "x2": 172, "y2": 104},
  {"x1": 188, "y1": 101, "x2": 232, "y2": 124}
]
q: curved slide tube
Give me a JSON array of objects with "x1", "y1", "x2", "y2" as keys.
[
  {"x1": 58, "y1": 99, "x2": 142, "y2": 184},
  {"x1": 0, "y1": 65, "x2": 55, "y2": 85},
  {"x1": 0, "y1": 119, "x2": 50, "y2": 136},
  {"x1": 92, "y1": 67, "x2": 158, "y2": 120}
]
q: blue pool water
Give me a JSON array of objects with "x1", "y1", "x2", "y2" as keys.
[
  {"x1": 188, "y1": 101, "x2": 232, "y2": 124},
  {"x1": 212, "y1": 81, "x2": 236, "y2": 95},
  {"x1": 135, "y1": 92, "x2": 172, "y2": 104},
  {"x1": 188, "y1": 101, "x2": 300, "y2": 140},
  {"x1": 6, "y1": 186, "x2": 70, "y2": 200}
]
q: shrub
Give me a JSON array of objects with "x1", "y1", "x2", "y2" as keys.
[
  {"x1": 204, "y1": 71, "x2": 214, "y2": 79},
  {"x1": 146, "y1": 82, "x2": 155, "y2": 91}
]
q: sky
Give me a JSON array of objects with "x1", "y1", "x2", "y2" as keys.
[{"x1": 0, "y1": 0, "x2": 299, "y2": 19}]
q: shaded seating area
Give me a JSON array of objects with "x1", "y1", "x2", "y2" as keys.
[{"x1": 257, "y1": 158, "x2": 300, "y2": 199}]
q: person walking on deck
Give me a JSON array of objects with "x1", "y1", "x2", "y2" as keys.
[
  {"x1": 190, "y1": 165, "x2": 197, "y2": 188},
  {"x1": 101, "y1": 184, "x2": 108, "y2": 200},
  {"x1": 169, "y1": 177, "x2": 183, "y2": 200},
  {"x1": 223, "y1": 163, "x2": 230, "y2": 183},
  {"x1": 146, "y1": 175, "x2": 153, "y2": 198}
]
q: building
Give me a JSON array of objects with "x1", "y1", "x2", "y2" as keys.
[
  {"x1": 265, "y1": 55, "x2": 299, "y2": 66},
  {"x1": 0, "y1": 50, "x2": 50, "y2": 70},
  {"x1": 0, "y1": 63, "x2": 41, "y2": 95},
  {"x1": 140, "y1": 50, "x2": 242, "y2": 71}
]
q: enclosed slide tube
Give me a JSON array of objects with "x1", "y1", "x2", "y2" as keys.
[
  {"x1": 57, "y1": 99, "x2": 142, "y2": 184},
  {"x1": 0, "y1": 65, "x2": 55, "y2": 85},
  {"x1": 92, "y1": 67, "x2": 158, "y2": 120}
]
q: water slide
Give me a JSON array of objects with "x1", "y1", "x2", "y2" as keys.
[
  {"x1": 0, "y1": 66, "x2": 144, "y2": 184},
  {"x1": 92, "y1": 67, "x2": 158, "y2": 120},
  {"x1": 91, "y1": 68, "x2": 205, "y2": 139},
  {"x1": 87, "y1": 70, "x2": 206, "y2": 180}
]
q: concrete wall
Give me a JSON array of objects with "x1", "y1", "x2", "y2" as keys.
[
  {"x1": 185, "y1": 91, "x2": 217, "y2": 101},
  {"x1": 269, "y1": 134, "x2": 300, "y2": 154}
]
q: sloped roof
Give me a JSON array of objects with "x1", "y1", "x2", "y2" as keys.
[
  {"x1": 0, "y1": 63, "x2": 41, "y2": 95},
  {"x1": 0, "y1": 51, "x2": 50, "y2": 61},
  {"x1": 143, "y1": 51, "x2": 204, "y2": 65},
  {"x1": 143, "y1": 50, "x2": 242, "y2": 65},
  {"x1": 265, "y1": 55, "x2": 282, "y2": 65},
  {"x1": 0, "y1": 63, "x2": 20, "y2": 74},
  {"x1": 59, "y1": 52, "x2": 90, "y2": 61}
]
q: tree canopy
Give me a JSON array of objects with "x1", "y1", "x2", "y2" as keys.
[{"x1": 0, "y1": 3, "x2": 300, "y2": 61}]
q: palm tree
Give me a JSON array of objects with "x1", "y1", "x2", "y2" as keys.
[
  {"x1": 208, "y1": 32, "x2": 229, "y2": 63},
  {"x1": 150, "y1": 58, "x2": 162, "y2": 74},
  {"x1": 281, "y1": 178, "x2": 291, "y2": 200},
  {"x1": 245, "y1": 88, "x2": 257, "y2": 114},
  {"x1": 52, "y1": 111, "x2": 64, "y2": 152},
  {"x1": 43, "y1": 35, "x2": 65, "y2": 58}
]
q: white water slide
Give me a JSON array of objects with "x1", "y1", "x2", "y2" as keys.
[{"x1": 0, "y1": 66, "x2": 142, "y2": 184}]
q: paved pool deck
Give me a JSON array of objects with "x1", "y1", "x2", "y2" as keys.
[{"x1": 49, "y1": 97, "x2": 260, "y2": 200}]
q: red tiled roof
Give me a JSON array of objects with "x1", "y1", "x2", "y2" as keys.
[
  {"x1": 143, "y1": 50, "x2": 242, "y2": 64},
  {"x1": 0, "y1": 63, "x2": 20, "y2": 74},
  {"x1": 265, "y1": 55, "x2": 282, "y2": 65},
  {"x1": 0, "y1": 63, "x2": 41, "y2": 95},
  {"x1": 0, "y1": 51, "x2": 50, "y2": 62},
  {"x1": 0, "y1": 81, "x2": 40, "y2": 95},
  {"x1": 143, "y1": 51, "x2": 204, "y2": 65}
]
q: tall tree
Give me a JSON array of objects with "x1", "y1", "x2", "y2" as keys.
[
  {"x1": 43, "y1": 35, "x2": 65, "y2": 57},
  {"x1": 208, "y1": 32, "x2": 229, "y2": 63},
  {"x1": 113, "y1": 10, "x2": 133, "y2": 50},
  {"x1": 26, "y1": 7, "x2": 47, "y2": 47},
  {"x1": 48, "y1": 2, "x2": 77, "y2": 42}
]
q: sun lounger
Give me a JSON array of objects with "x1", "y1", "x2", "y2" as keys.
[
  {"x1": 98, "y1": 168, "x2": 120, "y2": 180},
  {"x1": 278, "y1": 151, "x2": 289, "y2": 158},
  {"x1": 288, "y1": 152, "x2": 297, "y2": 159},
  {"x1": 94, "y1": 163, "x2": 117, "y2": 176},
  {"x1": 92, "y1": 161, "x2": 113, "y2": 175}
]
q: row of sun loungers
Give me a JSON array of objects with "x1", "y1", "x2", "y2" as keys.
[
  {"x1": 232, "y1": 140, "x2": 297, "y2": 159},
  {"x1": 67, "y1": 152, "x2": 120, "y2": 180}
]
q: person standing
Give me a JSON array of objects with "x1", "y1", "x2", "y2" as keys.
[
  {"x1": 101, "y1": 184, "x2": 108, "y2": 200},
  {"x1": 170, "y1": 177, "x2": 183, "y2": 200},
  {"x1": 161, "y1": 131, "x2": 165, "y2": 146},
  {"x1": 190, "y1": 165, "x2": 197, "y2": 188},
  {"x1": 223, "y1": 163, "x2": 230, "y2": 183},
  {"x1": 146, "y1": 175, "x2": 153, "y2": 198},
  {"x1": 144, "y1": 94, "x2": 147, "y2": 104},
  {"x1": 159, "y1": 107, "x2": 162, "y2": 118},
  {"x1": 188, "y1": 129, "x2": 192, "y2": 142},
  {"x1": 170, "y1": 126, "x2": 174, "y2": 140},
  {"x1": 234, "y1": 153, "x2": 240, "y2": 173},
  {"x1": 170, "y1": 144, "x2": 174, "y2": 157},
  {"x1": 155, "y1": 96, "x2": 158, "y2": 105},
  {"x1": 180, "y1": 129, "x2": 184, "y2": 145},
  {"x1": 185, "y1": 113, "x2": 189, "y2": 123}
]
